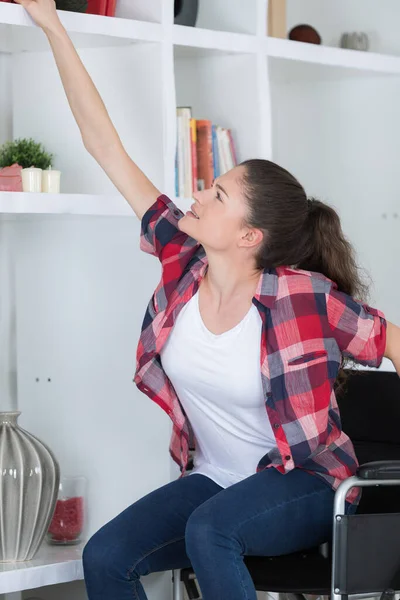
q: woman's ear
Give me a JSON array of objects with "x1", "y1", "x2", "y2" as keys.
[{"x1": 240, "y1": 227, "x2": 264, "y2": 249}]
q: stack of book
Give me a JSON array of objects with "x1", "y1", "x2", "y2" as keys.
[{"x1": 175, "y1": 107, "x2": 238, "y2": 199}]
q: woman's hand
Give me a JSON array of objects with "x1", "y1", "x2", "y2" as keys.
[{"x1": 13, "y1": 0, "x2": 62, "y2": 33}]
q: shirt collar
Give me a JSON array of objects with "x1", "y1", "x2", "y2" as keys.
[
  {"x1": 196, "y1": 250, "x2": 278, "y2": 310},
  {"x1": 254, "y1": 267, "x2": 278, "y2": 309}
]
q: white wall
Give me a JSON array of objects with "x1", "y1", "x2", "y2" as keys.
[
  {"x1": 0, "y1": 54, "x2": 12, "y2": 146},
  {"x1": 0, "y1": 221, "x2": 17, "y2": 413},
  {"x1": 14, "y1": 215, "x2": 171, "y2": 534},
  {"x1": 115, "y1": 0, "x2": 162, "y2": 23},
  {"x1": 287, "y1": 0, "x2": 400, "y2": 54},
  {"x1": 196, "y1": 0, "x2": 258, "y2": 34},
  {"x1": 271, "y1": 73, "x2": 400, "y2": 324}
]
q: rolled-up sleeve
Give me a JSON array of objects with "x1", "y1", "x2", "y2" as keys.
[
  {"x1": 325, "y1": 284, "x2": 387, "y2": 367},
  {"x1": 140, "y1": 195, "x2": 183, "y2": 257},
  {"x1": 140, "y1": 194, "x2": 199, "y2": 264}
]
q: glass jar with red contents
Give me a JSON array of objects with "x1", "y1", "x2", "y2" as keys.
[{"x1": 46, "y1": 476, "x2": 87, "y2": 545}]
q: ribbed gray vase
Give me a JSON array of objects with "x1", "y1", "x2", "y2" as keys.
[{"x1": 0, "y1": 411, "x2": 60, "y2": 562}]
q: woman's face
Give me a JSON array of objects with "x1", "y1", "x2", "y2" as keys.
[{"x1": 178, "y1": 166, "x2": 262, "y2": 254}]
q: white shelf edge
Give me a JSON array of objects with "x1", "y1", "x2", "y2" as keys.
[
  {"x1": 3, "y1": 2, "x2": 400, "y2": 75},
  {"x1": 355, "y1": 357, "x2": 396, "y2": 373},
  {"x1": 173, "y1": 24, "x2": 258, "y2": 54},
  {"x1": 266, "y1": 37, "x2": 400, "y2": 75},
  {"x1": 0, "y1": 540, "x2": 85, "y2": 595},
  {"x1": 0, "y1": 3, "x2": 162, "y2": 44},
  {"x1": 0, "y1": 192, "x2": 135, "y2": 218}
]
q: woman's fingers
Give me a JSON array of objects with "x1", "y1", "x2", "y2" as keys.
[{"x1": 12, "y1": 0, "x2": 60, "y2": 32}]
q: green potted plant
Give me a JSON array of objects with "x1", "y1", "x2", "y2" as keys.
[{"x1": 0, "y1": 138, "x2": 54, "y2": 170}]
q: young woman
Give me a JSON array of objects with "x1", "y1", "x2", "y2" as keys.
[{"x1": 15, "y1": 1, "x2": 400, "y2": 599}]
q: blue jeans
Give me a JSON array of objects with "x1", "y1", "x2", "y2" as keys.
[{"x1": 82, "y1": 468, "x2": 356, "y2": 600}]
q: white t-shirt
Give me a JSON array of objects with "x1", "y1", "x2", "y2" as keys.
[{"x1": 160, "y1": 290, "x2": 276, "y2": 488}]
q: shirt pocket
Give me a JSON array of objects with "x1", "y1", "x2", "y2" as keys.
[
  {"x1": 284, "y1": 346, "x2": 330, "y2": 413},
  {"x1": 287, "y1": 349, "x2": 328, "y2": 367}
]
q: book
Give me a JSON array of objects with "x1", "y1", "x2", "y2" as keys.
[
  {"x1": 216, "y1": 126, "x2": 227, "y2": 174},
  {"x1": 177, "y1": 107, "x2": 192, "y2": 198},
  {"x1": 176, "y1": 113, "x2": 185, "y2": 197},
  {"x1": 190, "y1": 118, "x2": 198, "y2": 195},
  {"x1": 227, "y1": 129, "x2": 238, "y2": 166},
  {"x1": 268, "y1": 0, "x2": 287, "y2": 38},
  {"x1": 212, "y1": 125, "x2": 220, "y2": 179},
  {"x1": 223, "y1": 128, "x2": 235, "y2": 170},
  {"x1": 174, "y1": 146, "x2": 179, "y2": 198},
  {"x1": 86, "y1": 0, "x2": 107, "y2": 15},
  {"x1": 175, "y1": 111, "x2": 238, "y2": 193},
  {"x1": 196, "y1": 120, "x2": 213, "y2": 191},
  {"x1": 106, "y1": 0, "x2": 117, "y2": 16}
]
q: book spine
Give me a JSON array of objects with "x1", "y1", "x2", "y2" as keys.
[
  {"x1": 227, "y1": 129, "x2": 238, "y2": 166},
  {"x1": 175, "y1": 145, "x2": 179, "y2": 198},
  {"x1": 177, "y1": 107, "x2": 192, "y2": 199},
  {"x1": 268, "y1": 0, "x2": 287, "y2": 38},
  {"x1": 222, "y1": 128, "x2": 234, "y2": 170},
  {"x1": 196, "y1": 120, "x2": 213, "y2": 190},
  {"x1": 216, "y1": 126, "x2": 226, "y2": 175},
  {"x1": 176, "y1": 114, "x2": 185, "y2": 197},
  {"x1": 212, "y1": 125, "x2": 220, "y2": 179},
  {"x1": 190, "y1": 119, "x2": 198, "y2": 194},
  {"x1": 106, "y1": 0, "x2": 117, "y2": 16},
  {"x1": 86, "y1": 0, "x2": 107, "y2": 15}
]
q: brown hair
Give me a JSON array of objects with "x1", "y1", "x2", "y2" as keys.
[{"x1": 241, "y1": 159, "x2": 369, "y2": 386}]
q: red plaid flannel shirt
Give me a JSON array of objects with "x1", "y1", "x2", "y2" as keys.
[{"x1": 134, "y1": 195, "x2": 387, "y2": 504}]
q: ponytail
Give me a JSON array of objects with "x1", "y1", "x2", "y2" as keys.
[
  {"x1": 241, "y1": 159, "x2": 368, "y2": 302},
  {"x1": 297, "y1": 198, "x2": 369, "y2": 301}
]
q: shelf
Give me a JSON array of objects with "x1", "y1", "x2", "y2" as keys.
[
  {"x1": 0, "y1": 193, "x2": 134, "y2": 218},
  {"x1": 267, "y1": 37, "x2": 400, "y2": 82},
  {"x1": 0, "y1": 540, "x2": 85, "y2": 594},
  {"x1": 173, "y1": 25, "x2": 257, "y2": 57},
  {"x1": 0, "y1": 3, "x2": 162, "y2": 53},
  {"x1": 357, "y1": 358, "x2": 396, "y2": 373}
]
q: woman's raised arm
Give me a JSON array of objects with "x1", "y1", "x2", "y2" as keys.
[{"x1": 14, "y1": 0, "x2": 161, "y2": 220}]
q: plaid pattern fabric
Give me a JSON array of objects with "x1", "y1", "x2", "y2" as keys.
[{"x1": 134, "y1": 195, "x2": 387, "y2": 504}]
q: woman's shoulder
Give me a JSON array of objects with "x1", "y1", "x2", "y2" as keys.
[{"x1": 275, "y1": 265, "x2": 336, "y2": 293}]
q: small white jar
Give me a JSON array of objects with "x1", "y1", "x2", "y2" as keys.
[
  {"x1": 42, "y1": 167, "x2": 61, "y2": 194},
  {"x1": 21, "y1": 167, "x2": 42, "y2": 193}
]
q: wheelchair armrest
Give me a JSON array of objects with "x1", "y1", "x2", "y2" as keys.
[{"x1": 357, "y1": 460, "x2": 400, "y2": 480}]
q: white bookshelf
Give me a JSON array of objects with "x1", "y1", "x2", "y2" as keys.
[
  {"x1": 0, "y1": 3, "x2": 162, "y2": 52},
  {"x1": 357, "y1": 358, "x2": 397, "y2": 373},
  {"x1": 0, "y1": 192, "x2": 193, "y2": 219},
  {"x1": 0, "y1": 541, "x2": 85, "y2": 596},
  {"x1": 268, "y1": 37, "x2": 400, "y2": 80},
  {"x1": 172, "y1": 24, "x2": 258, "y2": 54},
  {"x1": 0, "y1": 192, "x2": 132, "y2": 217},
  {"x1": 0, "y1": 1, "x2": 399, "y2": 599}
]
